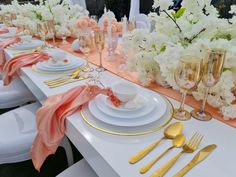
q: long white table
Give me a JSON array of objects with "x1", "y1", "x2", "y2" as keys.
[{"x1": 4, "y1": 48, "x2": 236, "y2": 177}]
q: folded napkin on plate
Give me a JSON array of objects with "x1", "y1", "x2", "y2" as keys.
[
  {"x1": 3, "y1": 52, "x2": 49, "y2": 85},
  {"x1": 0, "y1": 28, "x2": 9, "y2": 34},
  {"x1": 30, "y1": 85, "x2": 114, "y2": 171},
  {"x1": 0, "y1": 37, "x2": 21, "y2": 71}
]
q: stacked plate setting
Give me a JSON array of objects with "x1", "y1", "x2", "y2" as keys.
[
  {"x1": 7, "y1": 39, "x2": 45, "y2": 50},
  {"x1": 88, "y1": 90, "x2": 168, "y2": 127}
]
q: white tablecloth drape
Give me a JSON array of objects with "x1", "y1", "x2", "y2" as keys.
[
  {"x1": 68, "y1": 0, "x2": 87, "y2": 9},
  {"x1": 129, "y1": 0, "x2": 140, "y2": 20}
]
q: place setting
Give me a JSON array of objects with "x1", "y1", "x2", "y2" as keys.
[
  {"x1": 128, "y1": 122, "x2": 217, "y2": 177},
  {"x1": 80, "y1": 82, "x2": 174, "y2": 136},
  {"x1": 7, "y1": 35, "x2": 45, "y2": 51}
]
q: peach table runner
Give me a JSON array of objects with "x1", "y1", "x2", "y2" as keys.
[{"x1": 49, "y1": 38, "x2": 236, "y2": 128}]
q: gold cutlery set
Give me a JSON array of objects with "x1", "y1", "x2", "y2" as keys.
[
  {"x1": 44, "y1": 68, "x2": 93, "y2": 88},
  {"x1": 129, "y1": 122, "x2": 217, "y2": 177}
]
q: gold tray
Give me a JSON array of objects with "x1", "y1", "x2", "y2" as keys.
[{"x1": 80, "y1": 95, "x2": 174, "y2": 136}]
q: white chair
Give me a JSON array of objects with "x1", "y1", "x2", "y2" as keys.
[
  {"x1": 56, "y1": 159, "x2": 98, "y2": 177},
  {"x1": 0, "y1": 78, "x2": 36, "y2": 109},
  {"x1": 0, "y1": 102, "x2": 73, "y2": 166},
  {"x1": 130, "y1": 13, "x2": 151, "y2": 31},
  {"x1": 129, "y1": 0, "x2": 140, "y2": 21},
  {"x1": 68, "y1": 0, "x2": 87, "y2": 9}
]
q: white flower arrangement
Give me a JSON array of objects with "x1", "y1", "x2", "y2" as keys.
[
  {"x1": 124, "y1": 0, "x2": 236, "y2": 119},
  {"x1": 0, "y1": 0, "x2": 89, "y2": 37}
]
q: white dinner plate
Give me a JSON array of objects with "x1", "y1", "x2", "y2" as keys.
[
  {"x1": 41, "y1": 58, "x2": 79, "y2": 69},
  {"x1": 35, "y1": 58, "x2": 84, "y2": 72},
  {"x1": 94, "y1": 94, "x2": 158, "y2": 119},
  {"x1": 0, "y1": 32, "x2": 16, "y2": 39},
  {"x1": 105, "y1": 94, "x2": 146, "y2": 112},
  {"x1": 8, "y1": 40, "x2": 44, "y2": 50},
  {"x1": 88, "y1": 93, "x2": 167, "y2": 127}
]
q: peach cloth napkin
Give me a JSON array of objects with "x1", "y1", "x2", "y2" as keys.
[
  {"x1": 30, "y1": 85, "x2": 114, "y2": 171},
  {"x1": 0, "y1": 28, "x2": 9, "y2": 34},
  {"x1": 0, "y1": 37, "x2": 21, "y2": 71},
  {"x1": 3, "y1": 52, "x2": 49, "y2": 85}
]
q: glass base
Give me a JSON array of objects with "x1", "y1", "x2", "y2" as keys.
[
  {"x1": 191, "y1": 109, "x2": 212, "y2": 121},
  {"x1": 95, "y1": 67, "x2": 105, "y2": 72},
  {"x1": 173, "y1": 109, "x2": 191, "y2": 121}
]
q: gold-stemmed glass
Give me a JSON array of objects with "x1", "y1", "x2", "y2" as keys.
[
  {"x1": 46, "y1": 20, "x2": 56, "y2": 47},
  {"x1": 78, "y1": 31, "x2": 93, "y2": 71},
  {"x1": 174, "y1": 56, "x2": 203, "y2": 121},
  {"x1": 94, "y1": 29, "x2": 105, "y2": 72},
  {"x1": 37, "y1": 23, "x2": 48, "y2": 45},
  {"x1": 191, "y1": 49, "x2": 226, "y2": 121}
]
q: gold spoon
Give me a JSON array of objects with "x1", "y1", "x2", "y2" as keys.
[
  {"x1": 139, "y1": 134, "x2": 185, "y2": 174},
  {"x1": 129, "y1": 122, "x2": 183, "y2": 164}
]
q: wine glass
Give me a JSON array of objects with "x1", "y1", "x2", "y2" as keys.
[
  {"x1": 191, "y1": 49, "x2": 225, "y2": 121},
  {"x1": 94, "y1": 29, "x2": 105, "y2": 72},
  {"x1": 127, "y1": 20, "x2": 136, "y2": 32},
  {"x1": 174, "y1": 56, "x2": 203, "y2": 121},
  {"x1": 37, "y1": 23, "x2": 48, "y2": 45},
  {"x1": 105, "y1": 33, "x2": 118, "y2": 61},
  {"x1": 78, "y1": 31, "x2": 93, "y2": 71},
  {"x1": 46, "y1": 20, "x2": 56, "y2": 47},
  {"x1": 60, "y1": 25, "x2": 69, "y2": 45}
]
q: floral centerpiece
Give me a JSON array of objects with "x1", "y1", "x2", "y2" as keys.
[
  {"x1": 0, "y1": 0, "x2": 89, "y2": 38},
  {"x1": 123, "y1": 0, "x2": 236, "y2": 119}
]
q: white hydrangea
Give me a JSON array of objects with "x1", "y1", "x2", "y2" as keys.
[
  {"x1": 125, "y1": 0, "x2": 236, "y2": 119},
  {"x1": 153, "y1": 0, "x2": 173, "y2": 11}
]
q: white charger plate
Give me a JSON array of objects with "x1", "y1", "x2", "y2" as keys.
[
  {"x1": 88, "y1": 93, "x2": 167, "y2": 127},
  {"x1": 94, "y1": 94, "x2": 157, "y2": 119},
  {"x1": 8, "y1": 40, "x2": 44, "y2": 50}
]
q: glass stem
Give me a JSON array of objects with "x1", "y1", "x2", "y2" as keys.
[
  {"x1": 99, "y1": 51, "x2": 102, "y2": 68},
  {"x1": 179, "y1": 90, "x2": 187, "y2": 113},
  {"x1": 201, "y1": 87, "x2": 210, "y2": 113}
]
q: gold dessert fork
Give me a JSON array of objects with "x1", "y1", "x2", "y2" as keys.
[{"x1": 150, "y1": 132, "x2": 203, "y2": 177}]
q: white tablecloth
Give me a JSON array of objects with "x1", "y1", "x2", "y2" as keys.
[{"x1": 4, "y1": 47, "x2": 236, "y2": 177}]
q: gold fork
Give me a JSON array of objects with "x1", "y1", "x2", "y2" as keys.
[
  {"x1": 44, "y1": 69, "x2": 82, "y2": 86},
  {"x1": 150, "y1": 132, "x2": 203, "y2": 177},
  {"x1": 44, "y1": 67, "x2": 91, "y2": 85},
  {"x1": 48, "y1": 74, "x2": 92, "y2": 88}
]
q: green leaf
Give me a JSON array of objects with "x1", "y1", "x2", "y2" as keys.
[
  {"x1": 223, "y1": 67, "x2": 232, "y2": 72},
  {"x1": 151, "y1": 44, "x2": 157, "y2": 50},
  {"x1": 175, "y1": 8, "x2": 186, "y2": 18},
  {"x1": 226, "y1": 34, "x2": 232, "y2": 40},
  {"x1": 160, "y1": 45, "x2": 166, "y2": 52},
  {"x1": 171, "y1": 12, "x2": 176, "y2": 19}
]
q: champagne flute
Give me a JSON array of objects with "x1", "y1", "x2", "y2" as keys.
[
  {"x1": 191, "y1": 49, "x2": 225, "y2": 121},
  {"x1": 46, "y1": 20, "x2": 56, "y2": 47},
  {"x1": 174, "y1": 56, "x2": 203, "y2": 121},
  {"x1": 37, "y1": 23, "x2": 48, "y2": 45},
  {"x1": 94, "y1": 29, "x2": 105, "y2": 72},
  {"x1": 78, "y1": 31, "x2": 93, "y2": 71}
]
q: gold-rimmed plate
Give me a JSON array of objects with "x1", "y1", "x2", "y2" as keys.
[{"x1": 80, "y1": 94, "x2": 174, "y2": 136}]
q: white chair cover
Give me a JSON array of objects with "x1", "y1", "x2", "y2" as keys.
[
  {"x1": 0, "y1": 102, "x2": 74, "y2": 166},
  {"x1": 130, "y1": 13, "x2": 151, "y2": 31},
  {"x1": 0, "y1": 78, "x2": 35, "y2": 109},
  {"x1": 129, "y1": 0, "x2": 140, "y2": 21},
  {"x1": 68, "y1": 0, "x2": 87, "y2": 9}
]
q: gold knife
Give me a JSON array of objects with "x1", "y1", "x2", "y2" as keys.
[{"x1": 173, "y1": 144, "x2": 217, "y2": 177}]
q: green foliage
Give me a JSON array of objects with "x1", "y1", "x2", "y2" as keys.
[
  {"x1": 175, "y1": 8, "x2": 186, "y2": 18},
  {"x1": 160, "y1": 45, "x2": 166, "y2": 52}
]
